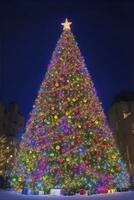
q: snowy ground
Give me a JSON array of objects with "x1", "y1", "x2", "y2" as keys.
[{"x1": 1, "y1": 190, "x2": 134, "y2": 200}]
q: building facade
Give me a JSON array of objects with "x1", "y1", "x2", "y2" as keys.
[
  {"x1": 109, "y1": 93, "x2": 134, "y2": 176},
  {"x1": 0, "y1": 102, "x2": 24, "y2": 137}
]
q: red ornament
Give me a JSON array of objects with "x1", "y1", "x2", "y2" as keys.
[
  {"x1": 58, "y1": 159, "x2": 63, "y2": 163},
  {"x1": 77, "y1": 139, "x2": 81, "y2": 144},
  {"x1": 79, "y1": 189, "x2": 86, "y2": 195}
]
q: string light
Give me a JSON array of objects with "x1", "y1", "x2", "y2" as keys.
[{"x1": 10, "y1": 20, "x2": 129, "y2": 194}]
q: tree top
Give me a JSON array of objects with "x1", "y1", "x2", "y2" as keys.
[{"x1": 61, "y1": 18, "x2": 72, "y2": 31}]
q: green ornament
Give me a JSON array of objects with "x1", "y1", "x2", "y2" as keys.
[
  {"x1": 45, "y1": 119, "x2": 51, "y2": 125},
  {"x1": 50, "y1": 153, "x2": 54, "y2": 157},
  {"x1": 12, "y1": 178, "x2": 16, "y2": 182}
]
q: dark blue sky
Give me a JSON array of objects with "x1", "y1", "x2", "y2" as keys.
[{"x1": 0, "y1": 0, "x2": 134, "y2": 119}]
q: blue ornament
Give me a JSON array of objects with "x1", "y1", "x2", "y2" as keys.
[
  {"x1": 79, "y1": 146, "x2": 85, "y2": 153},
  {"x1": 54, "y1": 184, "x2": 61, "y2": 189},
  {"x1": 22, "y1": 187, "x2": 33, "y2": 195},
  {"x1": 25, "y1": 178, "x2": 32, "y2": 183},
  {"x1": 36, "y1": 182, "x2": 42, "y2": 187},
  {"x1": 55, "y1": 48, "x2": 62, "y2": 56}
]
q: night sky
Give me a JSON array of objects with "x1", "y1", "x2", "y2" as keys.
[{"x1": 0, "y1": 0, "x2": 134, "y2": 119}]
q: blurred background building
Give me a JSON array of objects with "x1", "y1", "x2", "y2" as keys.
[
  {"x1": 0, "y1": 102, "x2": 5, "y2": 136},
  {"x1": 4, "y1": 102, "x2": 24, "y2": 137},
  {"x1": 109, "y1": 91, "x2": 134, "y2": 177},
  {"x1": 0, "y1": 102, "x2": 24, "y2": 177}
]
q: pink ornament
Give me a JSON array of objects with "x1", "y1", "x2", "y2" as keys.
[{"x1": 97, "y1": 186, "x2": 108, "y2": 194}]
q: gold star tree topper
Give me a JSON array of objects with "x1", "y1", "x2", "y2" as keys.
[{"x1": 61, "y1": 18, "x2": 72, "y2": 31}]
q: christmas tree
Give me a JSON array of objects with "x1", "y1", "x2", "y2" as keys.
[
  {"x1": 11, "y1": 19, "x2": 129, "y2": 194},
  {"x1": 0, "y1": 135, "x2": 16, "y2": 176}
]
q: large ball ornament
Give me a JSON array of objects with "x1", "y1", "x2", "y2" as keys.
[
  {"x1": 50, "y1": 153, "x2": 54, "y2": 157},
  {"x1": 79, "y1": 146, "x2": 85, "y2": 153},
  {"x1": 55, "y1": 83, "x2": 59, "y2": 87},
  {"x1": 54, "y1": 115, "x2": 58, "y2": 120},
  {"x1": 95, "y1": 120, "x2": 99, "y2": 125},
  {"x1": 18, "y1": 177, "x2": 23, "y2": 182},
  {"x1": 66, "y1": 157, "x2": 70, "y2": 162},
  {"x1": 56, "y1": 145, "x2": 60, "y2": 150}
]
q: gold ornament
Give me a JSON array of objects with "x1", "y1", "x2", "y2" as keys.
[
  {"x1": 66, "y1": 111, "x2": 69, "y2": 116},
  {"x1": 61, "y1": 18, "x2": 72, "y2": 31},
  {"x1": 56, "y1": 145, "x2": 60, "y2": 150},
  {"x1": 112, "y1": 155, "x2": 116, "y2": 159},
  {"x1": 66, "y1": 157, "x2": 70, "y2": 162},
  {"x1": 18, "y1": 177, "x2": 22, "y2": 182},
  {"x1": 27, "y1": 168, "x2": 31, "y2": 172},
  {"x1": 55, "y1": 82, "x2": 59, "y2": 87},
  {"x1": 78, "y1": 124, "x2": 81, "y2": 128},
  {"x1": 68, "y1": 115, "x2": 72, "y2": 119},
  {"x1": 26, "y1": 158, "x2": 29, "y2": 163},
  {"x1": 32, "y1": 154, "x2": 36, "y2": 158},
  {"x1": 54, "y1": 115, "x2": 58, "y2": 120},
  {"x1": 39, "y1": 112, "x2": 44, "y2": 116},
  {"x1": 108, "y1": 188, "x2": 117, "y2": 193},
  {"x1": 95, "y1": 120, "x2": 99, "y2": 125},
  {"x1": 16, "y1": 188, "x2": 22, "y2": 193},
  {"x1": 83, "y1": 98, "x2": 87, "y2": 103}
]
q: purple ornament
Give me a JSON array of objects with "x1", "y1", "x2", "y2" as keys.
[
  {"x1": 44, "y1": 138, "x2": 49, "y2": 144},
  {"x1": 63, "y1": 127, "x2": 68, "y2": 134}
]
